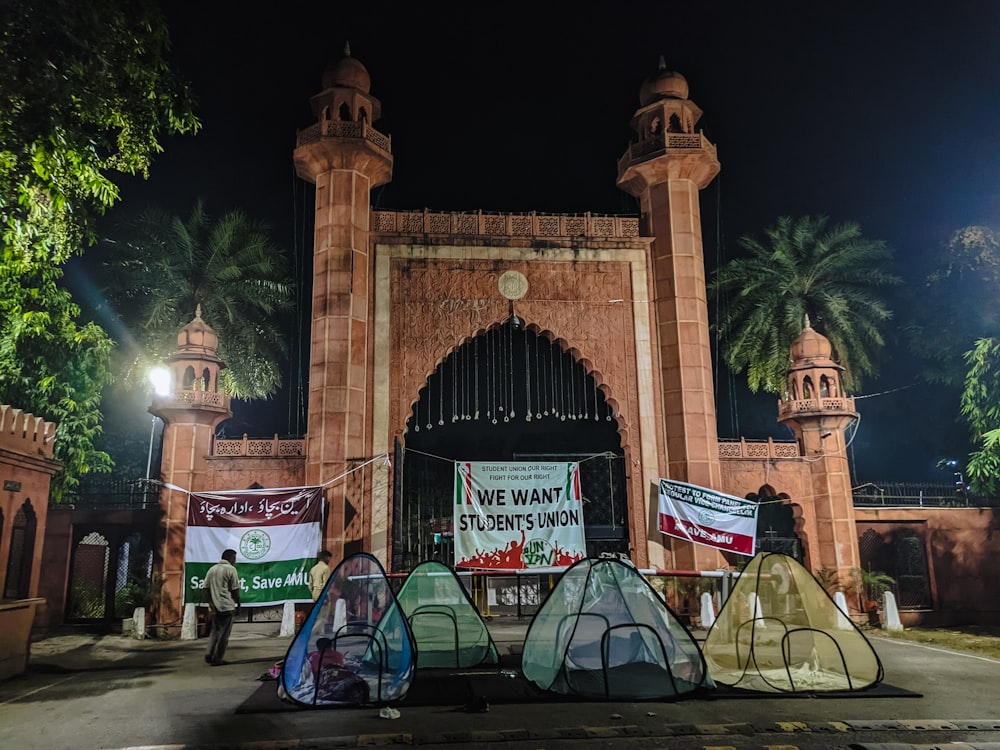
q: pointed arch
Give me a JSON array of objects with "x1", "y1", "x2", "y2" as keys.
[{"x1": 3, "y1": 500, "x2": 36, "y2": 599}]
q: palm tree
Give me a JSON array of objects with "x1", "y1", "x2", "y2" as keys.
[
  {"x1": 710, "y1": 215, "x2": 899, "y2": 394},
  {"x1": 104, "y1": 200, "x2": 294, "y2": 399}
]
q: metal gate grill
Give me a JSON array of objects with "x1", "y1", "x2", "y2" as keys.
[
  {"x1": 67, "y1": 532, "x2": 110, "y2": 620},
  {"x1": 858, "y1": 525, "x2": 932, "y2": 610}
]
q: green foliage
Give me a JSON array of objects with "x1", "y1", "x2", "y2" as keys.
[
  {"x1": 0, "y1": 0, "x2": 198, "y2": 499},
  {"x1": 960, "y1": 337, "x2": 1000, "y2": 494},
  {"x1": 0, "y1": 256, "x2": 114, "y2": 501},
  {"x1": 851, "y1": 566, "x2": 895, "y2": 604},
  {"x1": 0, "y1": 0, "x2": 199, "y2": 264},
  {"x1": 100, "y1": 200, "x2": 294, "y2": 399},
  {"x1": 711, "y1": 215, "x2": 899, "y2": 394},
  {"x1": 907, "y1": 226, "x2": 1000, "y2": 387}
]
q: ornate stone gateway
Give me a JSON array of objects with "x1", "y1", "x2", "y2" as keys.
[{"x1": 391, "y1": 323, "x2": 628, "y2": 570}]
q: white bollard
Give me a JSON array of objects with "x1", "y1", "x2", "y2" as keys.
[
  {"x1": 180, "y1": 602, "x2": 198, "y2": 640},
  {"x1": 132, "y1": 607, "x2": 146, "y2": 640},
  {"x1": 333, "y1": 598, "x2": 347, "y2": 631},
  {"x1": 833, "y1": 591, "x2": 853, "y2": 629},
  {"x1": 882, "y1": 591, "x2": 903, "y2": 631},
  {"x1": 748, "y1": 592, "x2": 766, "y2": 629},
  {"x1": 700, "y1": 591, "x2": 716, "y2": 629},
  {"x1": 279, "y1": 600, "x2": 296, "y2": 637}
]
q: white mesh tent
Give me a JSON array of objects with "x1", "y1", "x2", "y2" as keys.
[
  {"x1": 279, "y1": 553, "x2": 416, "y2": 706},
  {"x1": 521, "y1": 557, "x2": 711, "y2": 700},
  {"x1": 395, "y1": 561, "x2": 499, "y2": 668},
  {"x1": 702, "y1": 551, "x2": 884, "y2": 693}
]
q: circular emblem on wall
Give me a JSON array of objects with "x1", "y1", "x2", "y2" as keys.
[
  {"x1": 498, "y1": 270, "x2": 529, "y2": 300},
  {"x1": 239, "y1": 529, "x2": 271, "y2": 560}
]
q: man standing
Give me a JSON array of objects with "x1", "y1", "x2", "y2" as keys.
[
  {"x1": 204, "y1": 549, "x2": 241, "y2": 666},
  {"x1": 309, "y1": 550, "x2": 333, "y2": 601}
]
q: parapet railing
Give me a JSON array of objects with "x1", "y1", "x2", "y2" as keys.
[
  {"x1": 852, "y1": 482, "x2": 1000, "y2": 508},
  {"x1": 212, "y1": 434, "x2": 305, "y2": 458},
  {"x1": 373, "y1": 209, "x2": 641, "y2": 239},
  {"x1": 777, "y1": 396, "x2": 857, "y2": 418},
  {"x1": 616, "y1": 131, "x2": 717, "y2": 174},
  {"x1": 296, "y1": 120, "x2": 391, "y2": 153},
  {"x1": 718, "y1": 438, "x2": 801, "y2": 460}
]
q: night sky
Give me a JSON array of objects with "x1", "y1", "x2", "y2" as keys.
[{"x1": 95, "y1": 2, "x2": 1000, "y2": 483}]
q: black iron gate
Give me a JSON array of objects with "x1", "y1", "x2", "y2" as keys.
[
  {"x1": 391, "y1": 442, "x2": 628, "y2": 571},
  {"x1": 65, "y1": 526, "x2": 155, "y2": 623}
]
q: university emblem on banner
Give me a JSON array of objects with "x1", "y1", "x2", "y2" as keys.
[{"x1": 240, "y1": 529, "x2": 272, "y2": 560}]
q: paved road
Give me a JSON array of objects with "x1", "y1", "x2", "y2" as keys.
[{"x1": 1, "y1": 620, "x2": 999, "y2": 750}]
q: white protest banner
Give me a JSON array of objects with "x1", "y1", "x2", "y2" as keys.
[
  {"x1": 657, "y1": 478, "x2": 758, "y2": 555},
  {"x1": 454, "y1": 461, "x2": 585, "y2": 569},
  {"x1": 185, "y1": 486, "x2": 322, "y2": 606}
]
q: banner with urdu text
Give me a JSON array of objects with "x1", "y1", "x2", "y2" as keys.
[
  {"x1": 184, "y1": 486, "x2": 322, "y2": 606},
  {"x1": 454, "y1": 461, "x2": 585, "y2": 569},
  {"x1": 657, "y1": 478, "x2": 758, "y2": 556}
]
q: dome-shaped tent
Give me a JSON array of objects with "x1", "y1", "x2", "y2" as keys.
[
  {"x1": 395, "y1": 561, "x2": 499, "y2": 668},
  {"x1": 279, "y1": 553, "x2": 415, "y2": 706},
  {"x1": 522, "y1": 557, "x2": 710, "y2": 700},
  {"x1": 702, "y1": 551, "x2": 884, "y2": 693}
]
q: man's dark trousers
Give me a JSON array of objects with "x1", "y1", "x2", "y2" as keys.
[{"x1": 206, "y1": 609, "x2": 235, "y2": 665}]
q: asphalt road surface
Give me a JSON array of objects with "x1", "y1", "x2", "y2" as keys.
[{"x1": 1, "y1": 620, "x2": 999, "y2": 750}]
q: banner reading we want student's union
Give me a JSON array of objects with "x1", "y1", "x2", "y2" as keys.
[
  {"x1": 184, "y1": 486, "x2": 322, "y2": 606},
  {"x1": 454, "y1": 461, "x2": 586, "y2": 569}
]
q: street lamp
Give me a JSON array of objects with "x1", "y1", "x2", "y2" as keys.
[
  {"x1": 146, "y1": 366, "x2": 171, "y2": 480},
  {"x1": 945, "y1": 459, "x2": 969, "y2": 503}
]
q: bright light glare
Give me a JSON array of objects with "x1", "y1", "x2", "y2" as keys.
[{"x1": 149, "y1": 366, "x2": 172, "y2": 397}]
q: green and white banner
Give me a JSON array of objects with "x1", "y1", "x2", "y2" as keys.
[
  {"x1": 184, "y1": 486, "x2": 322, "y2": 606},
  {"x1": 454, "y1": 461, "x2": 585, "y2": 569}
]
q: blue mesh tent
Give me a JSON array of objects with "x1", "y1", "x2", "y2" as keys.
[
  {"x1": 395, "y1": 561, "x2": 499, "y2": 668},
  {"x1": 702, "y1": 551, "x2": 884, "y2": 693},
  {"x1": 279, "y1": 553, "x2": 415, "y2": 706},
  {"x1": 521, "y1": 557, "x2": 711, "y2": 700}
]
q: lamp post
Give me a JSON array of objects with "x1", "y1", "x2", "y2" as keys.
[{"x1": 146, "y1": 366, "x2": 171, "y2": 480}]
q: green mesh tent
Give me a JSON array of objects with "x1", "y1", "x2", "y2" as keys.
[
  {"x1": 279, "y1": 553, "x2": 416, "y2": 706},
  {"x1": 395, "y1": 561, "x2": 499, "y2": 668},
  {"x1": 702, "y1": 551, "x2": 884, "y2": 693},
  {"x1": 521, "y1": 557, "x2": 711, "y2": 700}
]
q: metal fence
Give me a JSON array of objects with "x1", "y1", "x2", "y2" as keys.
[
  {"x1": 55, "y1": 478, "x2": 160, "y2": 510},
  {"x1": 853, "y1": 482, "x2": 1000, "y2": 508}
]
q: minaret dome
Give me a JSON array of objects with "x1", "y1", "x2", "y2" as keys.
[
  {"x1": 639, "y1": 57, "x2": 689, "y2": 105},
  {"x1": 322, "y1": 42, "x2": 371, "y2": 93}
]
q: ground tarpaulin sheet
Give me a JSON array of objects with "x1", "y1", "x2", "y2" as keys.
[{"x1": 237, "y1": 670, "x2": 920, "y2": 713}]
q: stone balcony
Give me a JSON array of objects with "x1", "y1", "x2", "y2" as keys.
[
  {"x1": 616, "y1": 131, "x2": 718, "y2": 176},
  {"x1": 296, "y1": 120, "x2": 391, "y2": 154},
  {"x1": 776, "y1": 396, "x2": 857, "y2": 420}
]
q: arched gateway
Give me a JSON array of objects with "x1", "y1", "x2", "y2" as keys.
[
  {"x1": 145, "y1": 49, "x2": 868, "y2": 628},
  {"x1": 292, "y1": 48, "x2": 727, "y2": 573}
]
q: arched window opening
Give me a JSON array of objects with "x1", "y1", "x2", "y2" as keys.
[
  {"x1": 819, "y1": 375, "x2": 830, "y2": 397},
  {"x1": 358, "y1": 106, "x2": 368, "y2": 124},
  {"x1": 182, "y1": 365, "x2": 196, "y2": 389},
  {"x1": 201, "y1": 367, "x2": 212, "y2": 391},
  {"x1": 339, "y1": 102, "x2": 351, "y2": 121},
  {"x1": 4, "y1": 500, "x2": 37, "y2": 599},
  {"x1": 802, "y1": 376, "x2": 814, "y2": 399},
  {"x1": 668, "y1": 113, "x2": 682, "y2": 133}
]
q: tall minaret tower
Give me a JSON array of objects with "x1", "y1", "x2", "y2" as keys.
[
  {"x1": 151, "y1": 307, "x2": 232, "y2": 626},
  {"x1": 293, "y1": 45, "x2": 392, "y2": 561},
  {"x1": 778, "y1": 318, "x2": 861, "y2": 594},
  {"x1": 616, "y1": 60, "x2": 722, "y2": 570}
]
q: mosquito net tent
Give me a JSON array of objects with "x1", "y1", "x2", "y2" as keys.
[
  {"x1": 279, "y1": 552, "x2": 415, "y2": 706},
  {"x1": 395, "y1": 561, "x2": 499, "y2": 668},
  {"x1": 702, "y1": 551, "x2": 884, "y2": 693},
  {"x1": 521, "y1": 557, "x2": 711, "y2": 700}
]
